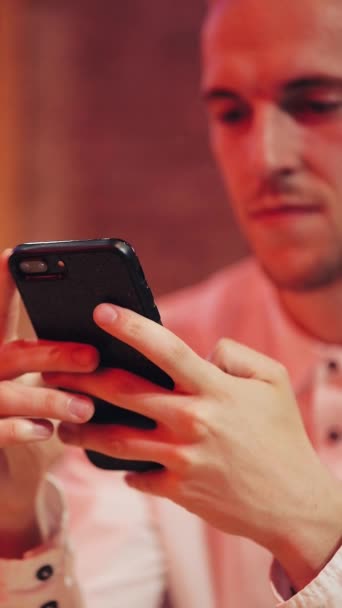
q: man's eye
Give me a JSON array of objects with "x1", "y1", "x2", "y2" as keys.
[
  {"x1": 214, "y1": 107, "x2": 249, "y2": 125},
  {"x1": 287, "y1": 98, "x2": 342, "y2": 117}
]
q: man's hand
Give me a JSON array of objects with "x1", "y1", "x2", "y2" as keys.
[
  {"x1": 0, "y1": 250, "x2": 99, "y2": 556},
  {"x1": 53, "y1": 302, "x2": 342, "y2": 591}
]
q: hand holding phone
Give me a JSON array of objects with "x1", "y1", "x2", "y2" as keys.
[{"x1": 9, "y1": 238, "x2": 174, "y2": 472}]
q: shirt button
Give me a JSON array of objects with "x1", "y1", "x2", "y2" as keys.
[
  {"x1": 327, "y1": 428, "x2": 342, "y2": 443},
  {"x1": 327, "y1": 360, "x2": 339, "y2": 372},
  {"x1": 36, "y1": 564, "x2": 54, "y2": 581},
  {"x1": 41, "y1": 602, "x2": 58, "y2": 608}
]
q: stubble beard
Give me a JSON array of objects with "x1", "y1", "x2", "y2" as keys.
[{"x1": 258, "y1": 249, "x2": 342, "y2": 293}]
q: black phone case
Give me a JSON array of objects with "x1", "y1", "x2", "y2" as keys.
[{"x1": 9, "y1": 238, "x2": 173, "y2": 472}]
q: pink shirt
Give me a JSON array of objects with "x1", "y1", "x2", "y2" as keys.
[
  {"x1": 1, "y1": 258, "x2": 342, "y2": 607},
  {"x1": 158, "y1": 258, "x2": 342, "y2": 607}
]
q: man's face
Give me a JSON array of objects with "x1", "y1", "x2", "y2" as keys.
[{"x1": 202, "y1": 0, "x2": 342, "y2": 291}]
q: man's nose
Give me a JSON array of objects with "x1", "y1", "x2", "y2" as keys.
[{"x1": 246, "y1": 105, "x2": 302, "y2": 179}]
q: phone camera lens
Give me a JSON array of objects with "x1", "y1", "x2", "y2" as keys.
[{"x1": 19, "y1": 259, "x2": 48, "y2": 274}]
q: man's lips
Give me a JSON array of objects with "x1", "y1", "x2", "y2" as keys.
[{"x1": 248, "y1": 202, "x2": 324, "y2": 220}]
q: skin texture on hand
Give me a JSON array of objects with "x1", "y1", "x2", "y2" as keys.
[
  {"x1": 53, "y1": 302, "x2": 342, "y2": 592},
  {"x1": 0, "y1": 250, "x2": 99, "y2": 556}
]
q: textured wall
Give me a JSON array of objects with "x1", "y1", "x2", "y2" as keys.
[
  {"x1": 0, "y1": 3, "x2": 24, "y2": 248},
  {"x1": 19, "y1": 1, "x2": 248, "y2": 296}
]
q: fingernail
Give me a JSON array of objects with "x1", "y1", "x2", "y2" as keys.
[
  {"x1": 59, "y1": 423, "x2": 80, "y2": 444},
  {"x1": 68, "y1": 397, "x2": 94, "y2": 421},
  {"x1": 95, "y1": 304, "x2": 118, "y2": 325},
  {"x1": 71, "y1": 346, "x2": 98, "y2": 368},
  {"x1": 19, "y1": 419, "x2": 52, "y2": 440}
]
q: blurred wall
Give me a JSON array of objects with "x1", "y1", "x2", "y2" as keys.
[
  {"x1": 19, "y1": 1, "x2": 249, "y2": 296},
  {"x1": 0, "y1": 3, "x2": 23, "y2": 248}
]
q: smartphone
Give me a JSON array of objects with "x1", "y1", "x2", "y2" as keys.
[{"x1": 9, "y1": 238, "x2": 174, "y2": 472}]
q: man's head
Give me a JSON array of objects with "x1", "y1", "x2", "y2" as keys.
[{"x1": 202, "y1": 0, "x2": 342, "y2": 292}]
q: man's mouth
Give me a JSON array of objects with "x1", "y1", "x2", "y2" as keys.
[{"x1": 248, "y1": 202, "x2": 324, "y2": 220}]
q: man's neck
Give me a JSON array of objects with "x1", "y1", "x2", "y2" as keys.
[{"x1": 278, "y1": 282, "x2": 342, "y2": 345}]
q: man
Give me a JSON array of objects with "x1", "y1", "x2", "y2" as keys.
[{"x1": 2, "y1": 0, "x2": 342, "y2": 606}]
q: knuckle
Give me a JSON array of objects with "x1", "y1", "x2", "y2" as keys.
[
  {"x1": 5, "y1": 418, "x2": 20, "y2": 443},
  {"x1": 102, "y1": 368, "x2": 132, "y2": 393},
  {"x1": 43, "y1": 389, "x2": 61, "y2": 417},
  {"x1": 105, "y1": 428, "x2": 123, "y2": 451},
  {"x1": 159, "y1": 341, "x2": 189, "y2": 370},
  {"x1": 11, "y1": 339, "x2": 31, "y2": 351},
  {"x1": 210, "y1": 338, "x2": 230, "y2": 365},
  {"x1": 184, "y1": 401, "x2": 210, "y2": 439},
  {"x1": 46, "y1": 344, "x2": 65, "y2": 364},
  {"x1": 216, "y1": 337, "x2": 230, "y2": 353},
  {"x1": 191, "y1": 415, "x2": 210, "y2": 441},
  {"x1": 217, "y1": 337, "x2": 231, "y2": 353},
  {"x1": 271, "y1": 361, "x2": 289, "y2": 383},
  {"x1": 173, "y1": 445, "x2": 194, "y2": 476},
  {"x1": 107, "y1": 438, "x2": 124, "y2": 455},
  {"x1": 124, "y1": 317, "x2": 144, "y2": 340}
]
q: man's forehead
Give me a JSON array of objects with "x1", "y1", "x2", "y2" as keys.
[
  {"x1": 202, "y1": 0, "x2": 342, "y2": 89},
  {"x1": 203, "y1": 0, "x2": 342, "y2": 49},
  {"x1": 206, "y1": 0, "x2": 340, "y2": 13}
]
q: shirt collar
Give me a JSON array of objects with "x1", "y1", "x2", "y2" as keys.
[{"x1": 255, "y1": 264, "x2": 342, "y2": 395}]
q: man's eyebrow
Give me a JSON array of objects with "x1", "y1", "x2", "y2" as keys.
[
  {"x1": 285, "y1": 76, "x2": 342, "y2": 92},
  {"x1": 201, "y1": 77, "x2": 342, "y2": 104},
  {"x1": 201, "y1": 87, "x2": 238, "y2": 103}
]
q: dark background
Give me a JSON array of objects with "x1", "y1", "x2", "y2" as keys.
[{"x1": 17, "y1": 0, "x2": 248, "y2": 296}]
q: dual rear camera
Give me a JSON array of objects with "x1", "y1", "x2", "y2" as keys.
[{"x1": 19, "y1": 258, "x2": 66, "y2": 278}]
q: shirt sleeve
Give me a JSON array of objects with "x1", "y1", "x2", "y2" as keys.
[
  {"x1": 0, "y1": 455, "x2": 168, "y2": 608},
  {"x1": 0, "y1": 474, "x2": 84, "y2": 608},
  {"x1": 271, "y1": 547, "x2": 342, "y2": 607}
]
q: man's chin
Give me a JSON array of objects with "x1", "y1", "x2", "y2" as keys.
[{"x1": 258, "y1": 259, "x2": 342, "y2": 293}]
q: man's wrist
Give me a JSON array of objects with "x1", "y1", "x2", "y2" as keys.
[{"x1": 271, "y1": 471, "x2": 342, "y2": 591}]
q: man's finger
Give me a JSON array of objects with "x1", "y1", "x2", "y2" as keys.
[
  {"x1": 210, "y1": 338, "x2": 288, "y2": 384},
  {"x1": 93, "y1": 304, "x2": 215, "y2": 393},
  {"x1": 0, "y1": 418, "x2": 53, "y2": 446},
  {"x1": 0, "y1": 250, "x2": 17, "y2": 342},
  {"x1": 58, "y1": 422, "x2": 186, "y2": 470},
  {"x1": 45, "y1": 368, "x2": 189, "y2": 431},
  {"x1": 0, "y1": 382, "x2": 94, "y2": 422},
  {"x1": 0, "y1": 339, "x2": 99, "y2": 380}
]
